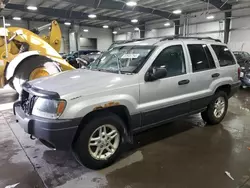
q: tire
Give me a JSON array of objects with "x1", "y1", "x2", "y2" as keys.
[
  {"x1": 74, "y1": 112, "x2": 125, "y2": 170},
  {"x1": 11, "y1": 55, "x2": 60, "y2": 93},
  {"x1": 201, "y1": 91, "x2": 228, "y2": 125}
]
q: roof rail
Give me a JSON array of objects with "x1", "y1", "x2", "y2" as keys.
[
  {"x1": 160, "y1": 36, "x2": 221, "y2": 42},
  {"x1": 112, "y1": 36, "x2": 221, "y2": 46}
]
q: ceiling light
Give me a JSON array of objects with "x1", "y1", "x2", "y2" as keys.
[
  {"x1": 206, "y1": 15, "x2": 215, "y2": 20},
  {"x1": 64, "y1": 22, "x2": 71, "y2": 26},
  {"x1": 164, "y1": 22, "x2": 171, "y2": 26},
  {"x1": 84, "y1": 29, "x2": 89, "y2": 32},
  {"x1": 134, "y1": 27, "x2": 140, "y2": 31},
  {"x1": 103, "y1": 25, "x2": 109, "y2": 28},
  {"x1": 131, "y1": 19, "x2": 138, "y2": 23},
  {"x1": 88, "y1": 14, "x2": 97, "y2": 18},
  {"x1": 126, "y1": 1, "x2": 137, "y2": 6},
  {"x1": 4, "y1": 23, "x2": 11, "y2": 27},
  {"x1": 13, "y1": 17, "x2": 21, "y2": 21},
  {"x1": 173, "y1": 9, "x2": 182, "y2": 14},
  {"x1": 27, "y1": 6, "x2": 37, "y2": 10},
  {"x1": 113, "y1": 31, "x2": 118, "y2": 34}
]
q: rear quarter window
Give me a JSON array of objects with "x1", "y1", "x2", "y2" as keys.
[{"x1": 211, "y1": 45, "x2": 236, "y2": 67}]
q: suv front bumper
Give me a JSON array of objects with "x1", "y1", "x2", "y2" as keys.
[{"x1": 13, "y1": 101, "x2": 81, "y2": 150}]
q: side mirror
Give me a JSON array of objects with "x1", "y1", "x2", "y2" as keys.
[{"x1": 145, "y1": 67, "x2": 167, "y2": 82}]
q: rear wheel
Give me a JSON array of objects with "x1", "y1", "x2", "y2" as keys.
[
  {"x1": 74, "y1": 112, "x2": 125, "y2": 169},
  {"x1": 201, "y1": 91, "x2": 228, "y2": 125},
  {"x1": 11, "y1": 56, "x2": 60, "y2": 93}
]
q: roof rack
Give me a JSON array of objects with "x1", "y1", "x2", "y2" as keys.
[
  {"x1": 112, "y1": 36, "x2": 221, "y2": 46},
  {"x1": 160, "y1": 36, "x2": 221, "y2": 42}
]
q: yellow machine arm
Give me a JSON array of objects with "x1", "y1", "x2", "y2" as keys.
[
  {"x1": 40, "y1": 20, "x2": 62, "y2": 52},
  {"x1": 31, "y1": 20, "x2": 62, "y2": 52}
]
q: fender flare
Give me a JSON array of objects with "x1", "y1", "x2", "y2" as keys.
[{"x1": 6, "y1": 51, "x2": 39, "y2": 81}]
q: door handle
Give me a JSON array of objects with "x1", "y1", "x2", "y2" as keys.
[
  {"x1": 212, "y1": 73, "x2": 220, "y2": 78},
  {"x1": 178, "y1": 79, "x2": 190, "y2": 85}
]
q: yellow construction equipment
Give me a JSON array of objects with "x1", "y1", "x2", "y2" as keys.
[{"x1": 0, "y1": 17, "x2": 74, "y2": 92}]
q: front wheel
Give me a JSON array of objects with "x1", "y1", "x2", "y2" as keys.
[
  {"x1": 11, "y1": 55, "x2": 60, "y2": 93},
  {"x1": 74, "y1": 112, "x2": 125, "y2": 169},
  {"x1": 201, "y1": 91, "x2": 228, "y2": 125}
]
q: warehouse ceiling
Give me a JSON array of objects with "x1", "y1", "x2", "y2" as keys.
[{"x1": 0, "y1": 0, "x2": 249, "y2": 28}]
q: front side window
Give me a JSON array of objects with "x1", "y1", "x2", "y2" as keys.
[
  {"x1": 150, "y1": 45, "x2": 186, "y2": 78},
  {"x1": 211, "y1": 45, "x2": 236, "y2": 67},
  {"x1": 188, "y1": 44, "x2": 215, "y2": 72},
  {"x1": 88, "y1": 45, "x2": 154, "y2": 73}
]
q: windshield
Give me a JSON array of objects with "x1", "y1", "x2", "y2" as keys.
[
  {"x1": 87, "y1": 45, "x2": 154, "y2": 73},
  {"x1": 243, "y1": 52, "x2": 250, "y2": 58},
  {"x1": 234, "y1": 52, "x2": 250, "y2": 60},
  {"x1": 234, "y1": 53, "x2": 244, "y2": 60}
]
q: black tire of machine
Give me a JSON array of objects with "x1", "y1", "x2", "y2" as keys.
[
  {"x1": 11, "y1": 55, "x2": 61, "y2": 93},
  {"x1": 74, "y1": 112, "x2": 125, "y2": 170},
  {"x1": 201, "y1": 91, "x2": 228, "y2": 125}
]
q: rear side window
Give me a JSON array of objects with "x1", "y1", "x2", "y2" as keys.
[
  {"x1": 211, "y1": 45, "x2": 236, "y2": 66},
  {"x1": 188, "y1": 44, "x2": 215, "y2": 72}
]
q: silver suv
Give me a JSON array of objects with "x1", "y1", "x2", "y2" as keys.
[{"x1": 14, "y1": 37, "x2": 241, "y2": 169}]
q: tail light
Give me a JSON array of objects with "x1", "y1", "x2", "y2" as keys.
[{"x1": 238, "y1": 67, "x2": 241, "y2": 80}]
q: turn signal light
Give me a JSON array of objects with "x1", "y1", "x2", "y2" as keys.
[{"x1": 57, "y1": 100, "x2": 66, "y2": 115}]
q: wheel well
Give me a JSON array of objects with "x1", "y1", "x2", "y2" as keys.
[
  {"x1": 6, "y1": 54, "x2": 39, "y2": 81},
  {"x1": 72, "y1": 105, "x2": 131, "y2": 146},
  {"x1": 215, "y1": 85, "x2": 231, "y2": 96},
  {"x1": 14, "y1": 55, "x2": 53, "y2": 74}
]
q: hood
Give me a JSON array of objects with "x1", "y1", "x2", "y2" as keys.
[{"x1": 28, "y1": 69, "x2": 136, "y2": 97}]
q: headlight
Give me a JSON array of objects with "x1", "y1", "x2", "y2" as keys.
[
  {"x1": 241, "y1": 67, "x2": 245, "y2": 70},
  {"x1": 32, "y1": 98, "x2": 66, "y2": 119}
]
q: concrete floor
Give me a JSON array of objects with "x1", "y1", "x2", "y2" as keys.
[{"x1": 1, "y1": 88, "x2": 250, "y2": 188}]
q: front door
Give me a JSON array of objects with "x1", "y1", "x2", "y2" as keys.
[{"x1": 138, "y1": 43, "x2": 192, "y2": 127}]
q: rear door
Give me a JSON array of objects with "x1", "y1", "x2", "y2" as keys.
[
  {"x1": 210, "y1": 45, "x2": 239, "y2": 83},
  {"x1": 184, "y1": 42, "x2": 219, "y2": 111}
]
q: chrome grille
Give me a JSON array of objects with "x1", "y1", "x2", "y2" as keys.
[{"x1": 20, "y1": 90, "x2": 36, "y2": 115}]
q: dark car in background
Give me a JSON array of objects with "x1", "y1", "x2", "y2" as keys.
[
  {"x1": 65, "y1": 50, "x2": 100, "y2": 68},
  {"x1": 234, "y1": 51, "x2": 250, "y2": 65},
  {"x1": 234, "y1": 51, "x2": 250, "y2": 88}
]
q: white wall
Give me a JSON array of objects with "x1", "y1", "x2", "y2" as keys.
[
  {"x1": 1, "y1": 19, "x2": 27, "y2": 28},
  {"x1": 114, "y1": 19, "x2": 175, "y2": 41},
  {"x1": 145, "y1": 19, "x2": 175, "y2": 37},
  {"x1": 69, "y1": 32, "x2": 77, "y2": 52},
  {"x1": 228, "y1": 5, "x2": 250, "y2": 53},
  {"x1": 145, "y1": 28, "x2": 175, "y2": 38},
  {"x1": 114, "y1": 5, "x2": 250, "y2": 55},
  {"x1": 185, "y1": 10, "x2": 224, "y2": 41},
  {"x1": 78, "y1": 26, "x2": 112, "y2": 51},
  {"x1": 114, "y1": 30, "x2": 140, "y2": 41}
]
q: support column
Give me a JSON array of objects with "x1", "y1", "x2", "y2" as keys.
[
  {"x1": 75, "y1": 31, "x2": 79, "y2": 51},
  {"x1": 67, "y1": 28, "x2": 70, "y2": 53},
  {"x1": 111, "y1": 28, "x2": 115, "y2": 42},
  {"x1": 73, "y1": 24, "x2": 79, "y2": 51},
  {"x1": 139, "y1": 24, "x2": 145, "y2": 38},
  {"x1": 174, "y1": 20, "x2": 180, "y2": 36},
  {"x1": 27, "y1": 20, "x2": 30, "y2": 30},
  {"x1": 224, "y1": 11, "x2": 231, "y2": 44}
]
